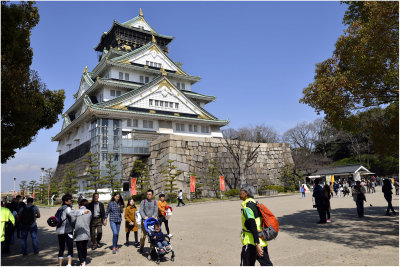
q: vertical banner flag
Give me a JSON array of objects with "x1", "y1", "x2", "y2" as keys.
[
  {"x1": 48, "y1": 185, "x2": 50, "y2": 198},
  {"x1": 13, "y1": 191, "x2": 16, "y2": 198},
  {"x1": 331, "y1": 175, "x2": 335, "y2": 183},
  {"x1": 190, "y1": 176, "x2": 196, "y2": 192},
  {"x1": 131, "y1": 178, "x2": 137, "y2": 196},
  {"x1": 18, "y1": 190, "x2": 21, "y2": 196},
  {"x1": 32, "y1": 189, "x2": 35, "y2": 199},
  {"x1": 220, "y1": 176, "x2": 226, "y2": 191}
]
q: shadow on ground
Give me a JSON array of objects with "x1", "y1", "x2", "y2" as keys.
[
  {"x1": 278, "y1": 204, "x2": 399, "y2": 249},
  {"x1": 1, "y1": 226, "x2": 108, "y2": 266}
]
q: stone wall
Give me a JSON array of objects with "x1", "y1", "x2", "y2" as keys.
[
  {"x1": 148, "y1": 135, "x2": 293, "y2": 195},
  {"x1": 54, "y1": 152, "x2": 89, "y2": 181}
]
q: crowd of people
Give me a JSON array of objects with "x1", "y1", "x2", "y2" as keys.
[
  {"x1": 0, "y1": 190, "x2": 175, "y2": 266},
  {"x1": 312, "y1": 178, "x2": 398, "y2": 223}
]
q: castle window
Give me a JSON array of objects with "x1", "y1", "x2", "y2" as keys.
[
  {"x1": 110, "y1": 90, "x2": 115, "y2": 97},
  {"x1": 175, "y1": 103, "x2": 179, "y2": 109},
  {"x1": 155, "y1": 100, "x2": 159, "y2": 106},
  {"x1": 145, "y1": 76, "x2": 149, "y2": 83},
  {"x1": 169, "y1": 102, "x2": 173, "y2": 108},
  {"x1": 176, "y1": 123, "x2": 185, "y2": 132},
  {"x1": 143, "y1": 120, "x2": 153, "y2": 129},
  {"x1": 201, "y1": 126, "x2": 210, "y2": 133},
  {"x1": 140, "y1": 76, "x2": 144, "y2": 83},
  {"x1": 189, "y1": 125, "x2": 193, "y2": 132},
  {"x1": 176, "y1": 82, "x2": 180, "y2": 89},
  {"x1": 193, "y1": 125, "x2": 198, "y2": 132},
  {"x1": 160, "y1": 101, "x2": 164, "y2": 107},
  {"x1": 181, "y1": 83, "x2": 185, "y2": 90},
  {"x1": 116, "y1": 91, "x2": 121, "y2": 97},
  {"x1": 125, "y1": 73, "x2": 129, "y2": 81},
  {"x1": 119, "y1": 72, "x2": 123, "y2": 80},
  {"x1": 149, "y1": 99, "x2": 153, "y2": 106}
]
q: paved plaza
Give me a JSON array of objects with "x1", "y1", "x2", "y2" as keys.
[{"x1": 1, "y1": 190, "x2": 398, "y2": 266}]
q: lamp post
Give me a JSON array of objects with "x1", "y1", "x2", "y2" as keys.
[
  {"x1": 41, "y1": 168, "x2": 44, "y2": 203},
  {"x1": 13, "y1": 177, "x2": 16, "y2": 198}
]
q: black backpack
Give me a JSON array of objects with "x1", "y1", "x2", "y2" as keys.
[{"x1": 20, "y1": 206, "x2": 35, "y2": 227}]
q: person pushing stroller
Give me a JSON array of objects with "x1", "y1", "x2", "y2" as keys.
[{"x1": 150, "y1": 223, "x2": 172, "y2": 254}]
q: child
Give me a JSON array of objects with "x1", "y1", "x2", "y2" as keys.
[
  {"x1": 158, "y1": 194, "x2": 172, "y2": 237},
  {"x1": 151, "y1": 223, "x2": 171, "y2": 254}
]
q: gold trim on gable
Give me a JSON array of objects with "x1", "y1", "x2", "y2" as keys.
[
  {"x1": 150, "y1": 110, "x2": 156, "y2": 114},
  {"x1": 157, "y1": 80, "x2": 173, "y2": 90},
  {"x1": 109, "y1": 104, "x2": 128, "y2": 110}
]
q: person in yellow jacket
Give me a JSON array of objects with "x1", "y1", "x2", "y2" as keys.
[
  {"x1": 240, "y1": 186, "x2": 273, "y2": 266},
  {"x1": 1, "y1": 206, "x2": 15, "y2": 253}
]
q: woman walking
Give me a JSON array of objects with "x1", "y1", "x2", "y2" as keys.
[
  {"x1": 322, "y1": 185, "x2": 332, "y2": 222},
  {"x1": 382, "y1": 179, "x2": 396, "y2": 216},
  {"x1": 71, "y1": 199, "x2": 91, "y2": 266},
  {"x1": 124, "y1": 198, "x2": 138, "y2": 247},
  {"x1": 57, "y1": 194, "x2": 89, "y2": 266},
  {"x1": 158, "y1": 193, "x2": 172, "y2": 237},
  {"x1": 105, "y1": 193, "x2": 124, "y2": 254}
]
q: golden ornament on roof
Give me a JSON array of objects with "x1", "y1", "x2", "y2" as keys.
[
  {"x1": 139, "y1": 8, "x2": 143, "y2": 17},
  {"x1": 152, "y1": 35, "x2": 156, "y2": 43},
  {"x1": 161, "y1": 67, "x2": 167, "y2": 76},
  {"x1": 83, "y1": 66, "x2": 88, "y2": 73}
]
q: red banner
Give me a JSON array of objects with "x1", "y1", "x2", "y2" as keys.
[
  {"x1": 23, "y1": 189, "x2": 26, "y2": 198},
  {"x1": 48, "y1": 185, "x2": 50, "y2": 198},
  {"x1": 18, "y1": 190, "x2": 21, "y2": 196},
  {"x1": 32, "y1": 189, "x2": 35, "y2": 199},
  {"x1": 220, "y1": 176, "x2": 226, "y2": 191},
  {"x1": 190, "y1": 176, "x2": 196, "y2": 192},
  {"x1": 131, "y1": 178, "x2": 136, "y2": 196}
]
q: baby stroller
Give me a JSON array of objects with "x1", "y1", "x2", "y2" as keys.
[{"x1": 144, "y1": 217, "x2": 175, "y2": 264}]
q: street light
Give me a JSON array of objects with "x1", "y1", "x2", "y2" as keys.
[
  {"x1": 13, "y1": 177, "x2": 16, "y2": 198},
  {"x1": 41, "y1": 168, "x2": 44, "y2": 204},
  {"x1": 41, "y1": 168, "x2": 45, "y2": 184}
]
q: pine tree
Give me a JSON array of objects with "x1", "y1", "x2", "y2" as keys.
[
  {"x1": 103, "y1": 153, "x2": 121, "y2": 194},
  {"x1": 61, "y1": 164, "x2": 79, "y2": 195},
  {"x1": 132, "y1": 160, "x2": 151, "y2": 195},
  {"x1": 84, "y1": 152, "x2": 105, "y2": 195},
  {"x1": 19, "y1": 180, "x2": 28, "y2": 193},
  {"x1": 204, "y1": 161, "x2": 221, "y2": 198},
  {"x1": 161, "y1": 160, "x2": 183, "y2": 194}
]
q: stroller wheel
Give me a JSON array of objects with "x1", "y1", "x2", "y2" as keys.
[
  {"x1": 147, "y1": 254, "x2": 152, "y2": 261},
  {"x1": 171, "y1": 255, "x2": 175, "y2": 262},
  {"x1": 156, "y1": 260, "x2": 160, "y2": 265}
]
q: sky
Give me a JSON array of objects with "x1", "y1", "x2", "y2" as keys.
[{"x1": 1, "y1": 1, "x2": 348, "y2": 192}]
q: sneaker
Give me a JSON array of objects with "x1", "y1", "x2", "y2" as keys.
[
  {"x1": 139, "y1": 248, "x2": 144, "y2": 254},
  {"x1": 116, "y1": 247, "x2": 119, "y2": 252},
  {"x1": 112, "y1": 248, "x2": 117, "y2": 254},
  {"x1": 125, "y1": 242, "x2": 129, "y2": 247},
  {"x1": 326, "y1": 219, "x2": 331, "y2": 223},
  {"x1": 92, "y1": 245, "x2": 97, "y2": 250},
  {"x1": 168, "y1": 233, "x2": 173, "y2": 238},
  {"x1": 80, "y1": 262, "x2": 86, "y2": 267}
]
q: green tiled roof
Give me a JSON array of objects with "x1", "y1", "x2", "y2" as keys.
[
  {"x1": 118, "y1": 18, "x2": 173, "y2": 39},
  {"x1": 183, "y1": 91, "x2": 215, "y2": 102}
]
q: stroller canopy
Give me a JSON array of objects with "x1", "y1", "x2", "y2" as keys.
[{"x1": 144, "y1": 217, "x2": 159, "y2": 235}]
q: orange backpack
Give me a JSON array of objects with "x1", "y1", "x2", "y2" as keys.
[{"x1": 256, "y1": 202, "x2": 279, "y2": 241}]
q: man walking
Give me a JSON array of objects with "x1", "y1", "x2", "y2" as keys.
[
  {"x1": 312, "y1": 178, "x2": 326, "y2": 224},
  {"x1": 352, "y1": 181, "x2": 366, "y2": 218},
  {"x1": 177, "y1": 190, "x2": 185, "y2": 207},
  {"x1": 17, "y1": 197, "x2": 40, "y2": 255},
  {"x1": 1, "y1": 206, "x2": 15, "y2": 254},
  {"x1": 139, "y1": 189, "x2": 158, "y2": 253},
  {"x1": 239, "y1": 186, "x2": 273, "y2": 266},
  {"x1": 87, "y1": 193, "x2": 106, "y2": 250}
]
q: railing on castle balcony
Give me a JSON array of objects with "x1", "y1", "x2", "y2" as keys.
[{"x1": 121, "y1": 139, "x2": 151, "y2": 155}]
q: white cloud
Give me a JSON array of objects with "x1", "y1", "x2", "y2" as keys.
[{"x1": 2, "y1": 164, "x2": 42, "y2": 174}]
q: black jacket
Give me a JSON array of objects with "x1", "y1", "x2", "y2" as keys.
[{"x1": 87, "y1": 201, "x2": 106, "y2": 221}]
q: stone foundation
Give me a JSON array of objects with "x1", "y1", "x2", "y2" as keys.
[{"x1": 148, "y1": 135, "x2": 293, "y2": 195}]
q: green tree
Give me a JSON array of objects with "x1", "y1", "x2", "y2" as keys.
[
  {"x1": 84, "y1": 153, "x2": 105, "y2": 194},
  {"x1": 61, "y1": 164, "x2": 79, "y2": 195},
  {"x1": 103, "y1": 153, "x2": 121, "y2": 194},
  {"x1": 300, "y1": 2, "x2": 398, "y2": 157},
  {"x1": 28, "y1": 180, "x2": 39, "y2": 196},
  {"x1": 279, "y1": 164, "x2": 304, "y2": 192},
  {"x1": 19, "y1": 180, "x2": 28, "y2": 193},
  {"x1": 132, "y1": 159, "x2": 151, "y2": 195},
  {"x1": 1, "y1": 1, "x2": 65, "y2": 163},
  {"x1": 45, "y1": 168, "x2": 60, "y2": 199},
  {"x1": 204, "y1": 161, "x2": 221, "y2": 198},
  {"x1": 161, "y1": 160, "x2": 183, "y2": 194}
]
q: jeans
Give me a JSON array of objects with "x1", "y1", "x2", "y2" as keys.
[
  {"x1": 110, "y1": 221, "x2": 121, "y2": 248},
  {"x1": 240, "y1": 244, "x2": 273, "y2": 266},
  {"x1": 356, "y1": 200, "x2": 364, "y2": 217},
  {"x1": 301, "y1": 192, "x2": 305, "y2": 198},
  {"x1": 20, "y1": 225, "x2": 38, "y2": 255},
  {"x1": 58, "y1": 233, "x2": 73, "y2": 258},
  {"x1": 158, "y1": 215, "x2": 170, "y2": 235},
  {"x1": 177, "y1": 199, "x2": 185, "y2": 206},
  {"x1": 76, "y1": 240, "x2": 88, "y2": 264},
  {"x1": 384, "y1": 195, "x2": 395, "y2": 214},
  {"x1": 156, "y1": 241, "x2": 169, "y2": 249}
]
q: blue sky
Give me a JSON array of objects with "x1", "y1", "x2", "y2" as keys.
[{"x1": 1, "y1": 1, "x2": 348, "y2": 192}]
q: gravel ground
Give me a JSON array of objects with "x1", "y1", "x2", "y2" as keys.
[{"x1": 1, "y1": 189, "x2": 398, "y2": 266}]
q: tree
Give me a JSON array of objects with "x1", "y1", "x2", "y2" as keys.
[
  {"x1": 204, "y1": 161, "x2": 221, "y2": 198},
  {"x1": 1, "y1": 1, "x2": 65, "y2": 163},
  {"x1": 131, "y1": 159, "x2": 151, "y2": 195},
  {"x1": 61, "y1": 164, "x2": 79, "y2": 195},
  {"x1": 45, "y1": 168, "x2": 60, "y2": 199},
  {"x1": 103, "y1": 153, "x2": 121, "y2": 194},
  {"x1": 19, "y1": 180, "x2": 28, "y2": 193},
  {"x1": 279, "y1": 164, "x2": 304, "y2": 192},
  {"x1": 222, "y1": 124, "x2": 280, "y2": 143},
  {"x1": 300, "y1": 2, "x2": 398, "y2": 157},
  {"x1": 161, "y1": 160, "x2": 183, "y2": 194},
  {"x1": 186, "y1": 172, "x2": 204, "y2": 199},
  {"x1": 221, "y1": 138, "x2": 260, "y2": 189},
  {"x1": 28, "y1": 180, "x2": 39, "y2": 195},
  {"x1": 84, "y1": 153, "x2": 105, "y2": 194}
]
